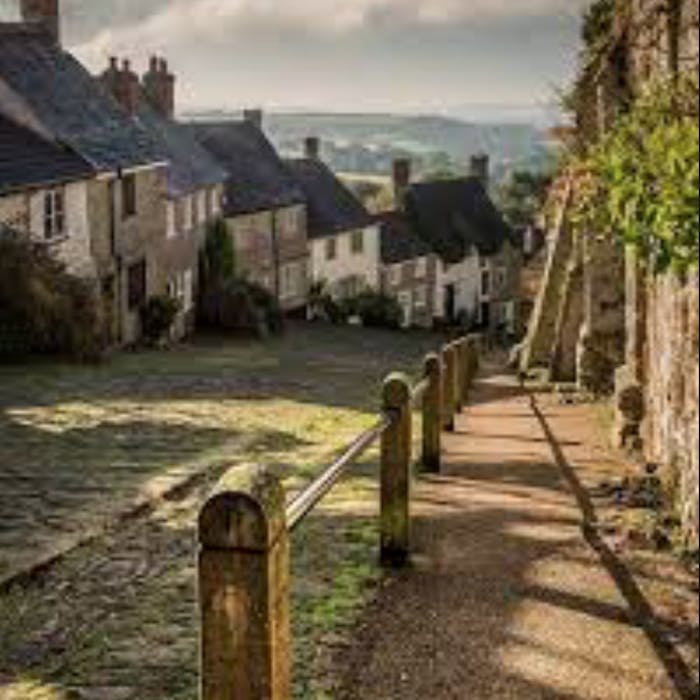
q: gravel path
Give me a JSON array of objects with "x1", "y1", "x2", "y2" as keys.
[{"x1": 339, "y1": 371, "x2": 694, "y2": 699}]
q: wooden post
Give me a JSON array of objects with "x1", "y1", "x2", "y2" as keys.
[
  {"x1": 381, "y1": 373, "x2": 412, "y2": 567},
  {"x1": 453, "y1": 340, "x2": 464, "y2": 414},
  {"x1": 442, "y1": 344, "x2": 457, "y2": 432},
  {"x1": 459, "y1": 338, "x2": 472, "y2": 402},
  {"x1": 199, "y1": 466, "x2": 291, "y2": 700},
  {"x1": 422, "y1": 353, "x2": 442, "y2": 473}
]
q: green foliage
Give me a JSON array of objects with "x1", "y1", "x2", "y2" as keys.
[
  {"x1": 201, "y1": 218, "x2": 235, "y2": 285},
  {"x1": 0, "y1": 226, "x2": 104, "y2": 361},
  {"x1": 496, "y1": 170, "x2": 552, "y2": 227},
  {"x1": 570, "y1": 77, "x2": 699, "y2": 274},
  {"x1": 140, "y1": 295, "x2": 181, "y2": 346},
  {"x1": 582, "y1": 0, "x2": 617, "y2": 54},
  {"x1": 354, "y1": 291, "x2": 403, "y2": 329}
]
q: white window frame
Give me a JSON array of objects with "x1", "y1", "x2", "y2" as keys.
[
  {"x1": 414, "y1": 256, "x2": 427, "y2": 279},
  {"x1": 197, "y1": 190, "x2": 207, "y2": 225},
  {"x1": 183, "y1": 195, "x2": 193, "y2": 232},
  {"x1": 166, "y1": 201, "x2": 176, "y2": 239},
  {"x1": 351, "y1": 230, "x2": 364, "y2": 255},
  {"x1": 43, "y1": 188, "x2": 66, "y2": 241},
  {"x1": 325, "y1": 237, "x2": 337, "y2": 261},
  {"x1": 414, "y1": 285, "x2": 427, "y2": 308},
  {"x1": 390, "y1": 264, "x2": 402, "y2": 287}
]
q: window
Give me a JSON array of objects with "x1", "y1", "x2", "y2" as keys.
[
  {"x1": 281, "y1": 263, "x2": 299, "y2": 300},
  {"x1": 127, "y1": 260, "x2": 147, "y2": 311},
  {"x1": 481, "y1": 269, "x2": 491, "y2": 297},
  {"x1": 414, "y1": 286, "x2": 427, "y2": 308},
  {"x1": 351, "y1": 230, "x2": 364, "y2": 255},
  {"x1": 122, "y1": 175, "x2": 137, "y2": 219},
  {"x1": 325, "y1": 237, "x2": 337, "y2": 261},
  {"x1": 414, "y1": 257, "x2": 427, "y2": 279},
  {"x1": 209, "y1": 188, "x2": 221, "y2": 217},
  {"x1": 494, "y1": 268, "x2": 507, "y2": 292},
  {"x1": 166, "y1": 202, "x2": 176, "y2": 239},
  {"x1": 43, "y1": 189, "x2": 65, "y2": 240},
  {"x1": 197, "y1": 191, "x2": 207, "y2": 224},
  {"x1": 390, "y1": 264, "x2": 402, "y2": 287},
  {"x1": 183, "y1": 195, "x2": 193, "y2": 231}
]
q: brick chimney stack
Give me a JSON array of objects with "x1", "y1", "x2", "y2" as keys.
[
  {"x1": 243, "y1": 109, "x2": 264, "y2": 130},
  {"x1": 470, "y1": 154, "x2": 490, "y2": 190},
  {"x1": 393, "y1": 158, "x2": 412, "y2": 209},
  {"x1": 21, "y1": 0, "x2": 60, "y2": 44},
  {"x1": 100, "y1": 58, "x2": 140, "y2": 116},
  {"x1": 304, "y1": 137, "x2": 321, "y2": 160},
  {"x1": 142, "y1": 56, "x2": 175, "y2": 119}
]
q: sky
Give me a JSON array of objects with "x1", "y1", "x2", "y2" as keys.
[{"x1": 1, "y1": 0, "x2": 590, "y2": 118}]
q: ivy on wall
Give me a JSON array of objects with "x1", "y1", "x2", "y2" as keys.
[{"x1": 570, "y1": 76, "x2": 699, "y2": 274}]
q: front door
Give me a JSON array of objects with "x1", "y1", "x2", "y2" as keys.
[{"x1": 444, "y1": 285, "x2": 456, "y2": 322}]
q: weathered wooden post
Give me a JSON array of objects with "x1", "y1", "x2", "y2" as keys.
[
  {"x1": 199, "y1": 466, "x2": 291, "y2": 700},
  {"x1": 459, "y1": 337, "x2": 472, "y2": 402},
  {"x1": 422, "y1": 353, "x2": 442, "y2": 473},
  {"x1": 442, "y1": 344, "x2": 458, "y2": 432},
  {"x1": 381, "y1": 373, "x2": 412, "y2": 567}
]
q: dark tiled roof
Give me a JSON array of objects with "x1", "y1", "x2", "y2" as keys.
[
  {"x1": 286, "y1": 158, "x2": 372, "y2": 239},
  {"x1": 136, "y1": 102, "x2": 227, "y2": 198},
  {"x1": 0, "y1": 114, "x2": 93, "y2": 195},
  {"x1": 185, "y1": 121, "x2": 305, "y2": 216},
  {"x1": 376, "y1": 210, "x2": 432, "y2": 265},
  {"x1": 406, "y1": 178, "x2": 513, "y2": 263},
  {"x1": 0, "y1": 25, "x2": 162, "y2": 171}
]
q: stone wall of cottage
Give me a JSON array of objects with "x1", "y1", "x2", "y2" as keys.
[
  {"x1": 0, "y1": 192, "x2": 28, "y2": 231},
  {"x1": 381, "y1": 254, "x2": 439, "y2": 328},
  {"x1": 226, "y1": 203, "x2": 309, "y2": 311}
]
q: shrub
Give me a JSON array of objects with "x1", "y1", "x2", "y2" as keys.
[
  {"x1": 140, "y1": 295, "x2": 181, "y2": 346},
  {"x1": 199, "y1": 278, "x2": 283, "y2": 338},
  {"x1": 0, "y1": 226, "x2": 104, "y2": 361},
  {"x1": 354, "y1": 291, "x2": 402, "y2": 329}
]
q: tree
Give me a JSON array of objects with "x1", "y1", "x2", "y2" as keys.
[{"x1": 496, "y1": 170, "x2": 552, "y2": 228}]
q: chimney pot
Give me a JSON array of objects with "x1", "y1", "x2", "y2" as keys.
[
  {"x1": 470, "y1": 154, "x2": 490, "y2": 189},
  {"x1": 149, "y1": 55, "x2": 159, "y2": 72},
  {"x1": 393, "y1": 158, "x2": 412, "y2": 209},
  {"x1": 304, "y1": 137, "x2": 321, "y2": 160},
  {"x1": 243, "y1": 109, "x2": 264, "y2": 130},
  {"x1": 21, "y1": 0, "x2": 60, "y2": 44}
]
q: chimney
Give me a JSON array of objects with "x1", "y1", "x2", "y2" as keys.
[
  {"x1": 304, "y1": 136, "x2": 320, "y2": 160},
  {"x1": 392, "y1": 158, "x2": 412, "y2": 209},
  {"x1": 470, "y1": 154, "x2": 490, "y2": 189},
  {"x1": 21, "y1": 0, "x2": 60, "y2": 44},
  {"x1": 243, "y1": 109, "x2": 264, "y2": 130},
  {"x1": 100, "y1": 57, "x2": 140, "y2": 116},
  {"x1": 142, "y1": 55, "x2": 176, "y2": 119}
]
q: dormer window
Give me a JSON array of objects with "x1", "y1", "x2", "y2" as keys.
[{"x1": 44, "y1": 189, "x2": 66, "y2": 240}]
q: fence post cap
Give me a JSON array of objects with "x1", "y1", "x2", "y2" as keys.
[
  {"x1": 424, "y1": 353, "x2": 441, "y2": 374},
  {"x1": 383, "y1": 372, "x2": 411, "y2": 408},
  {"x1": 199, "y1": 465, "x2": 286, "y2": 551}
]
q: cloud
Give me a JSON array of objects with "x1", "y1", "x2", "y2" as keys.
[{"x1": 72, "y1": 0, "x2": 587, "y2": 68}]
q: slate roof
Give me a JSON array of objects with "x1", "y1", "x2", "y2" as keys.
[
  {"x1": 0, "y1": 24, "x2": 163, "y2": 171},
  {"x1": 376, "y1": 210, "x2": 433, "y2": 265},
  {"x1": 405, "y1": 178, "x2": 513, "y2": 263},
  {"x1": 137, "y1": 101, "x2": 227, "y2": 198},
  {"x1": 185, "y1": 121, "x2": 305, "y2": 216},
  {"x1": 286, "y1": 158, "x2": 373, "y2": 239},
  {"x1": 0, "y1": 113, "x2": 93, "y2": 195}
]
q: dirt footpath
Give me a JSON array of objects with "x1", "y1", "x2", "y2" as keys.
[{"x1": 338, "y1": 371, "x2": 698, "y2": 699}]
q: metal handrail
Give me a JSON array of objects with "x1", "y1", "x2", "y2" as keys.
[{"x1": 286, "y1": 411, "x2": 395, "y2": 531}]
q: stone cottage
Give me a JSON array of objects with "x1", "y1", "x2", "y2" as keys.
[
  {"x1": 286, "y1": 138, "x2": 380, "y2": 302},
  {"x1": 0, "y1": 113, "x2": 95, "y2": 279},
  {"x1": 100, "y1": 56, "x2": 228, "y2": 338},
  {"x1": 187, "y1": 113, "x2": 309, "y2": 313},
  {"x1": 0, "y1": 2, "x2": 168, "y2": 346},
  {"x1": 389, "y1": 158, "x2": 521, "y2": 332}
]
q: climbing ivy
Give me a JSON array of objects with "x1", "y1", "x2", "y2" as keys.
[{"x1": 570, "y1": 76, "x2": 699, "y2": 274}]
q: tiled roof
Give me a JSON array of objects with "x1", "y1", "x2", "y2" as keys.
[
  {"x1": 136, "y1": 101, "x2": 227, "y2": 198},
  {"x1": 376, "y1": 210, "x2": 432, "y2": 265},
  {"x1": 406, "y1": 178, "x2": 513, "y2": 263},
  {"x1": 0, "y1": 113, "x2": 93, "y2": 195},
  {"x1": 0, "y1": 24, "x2": 163, "y2": 171},
  {"x1": 286, "y1": 158, "x2": 372, "y2": 239},
  {"x1": 185, "y1": 121, "x2": 305, "y2": 216}
]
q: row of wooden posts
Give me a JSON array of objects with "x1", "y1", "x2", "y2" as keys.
[{"x1": 198, "y1": 335, "x2": 482, "y2": 700}]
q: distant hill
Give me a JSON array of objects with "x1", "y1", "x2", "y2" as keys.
[{"x1": 185, "y1": 110, "x2": 556, "y2": 185}]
